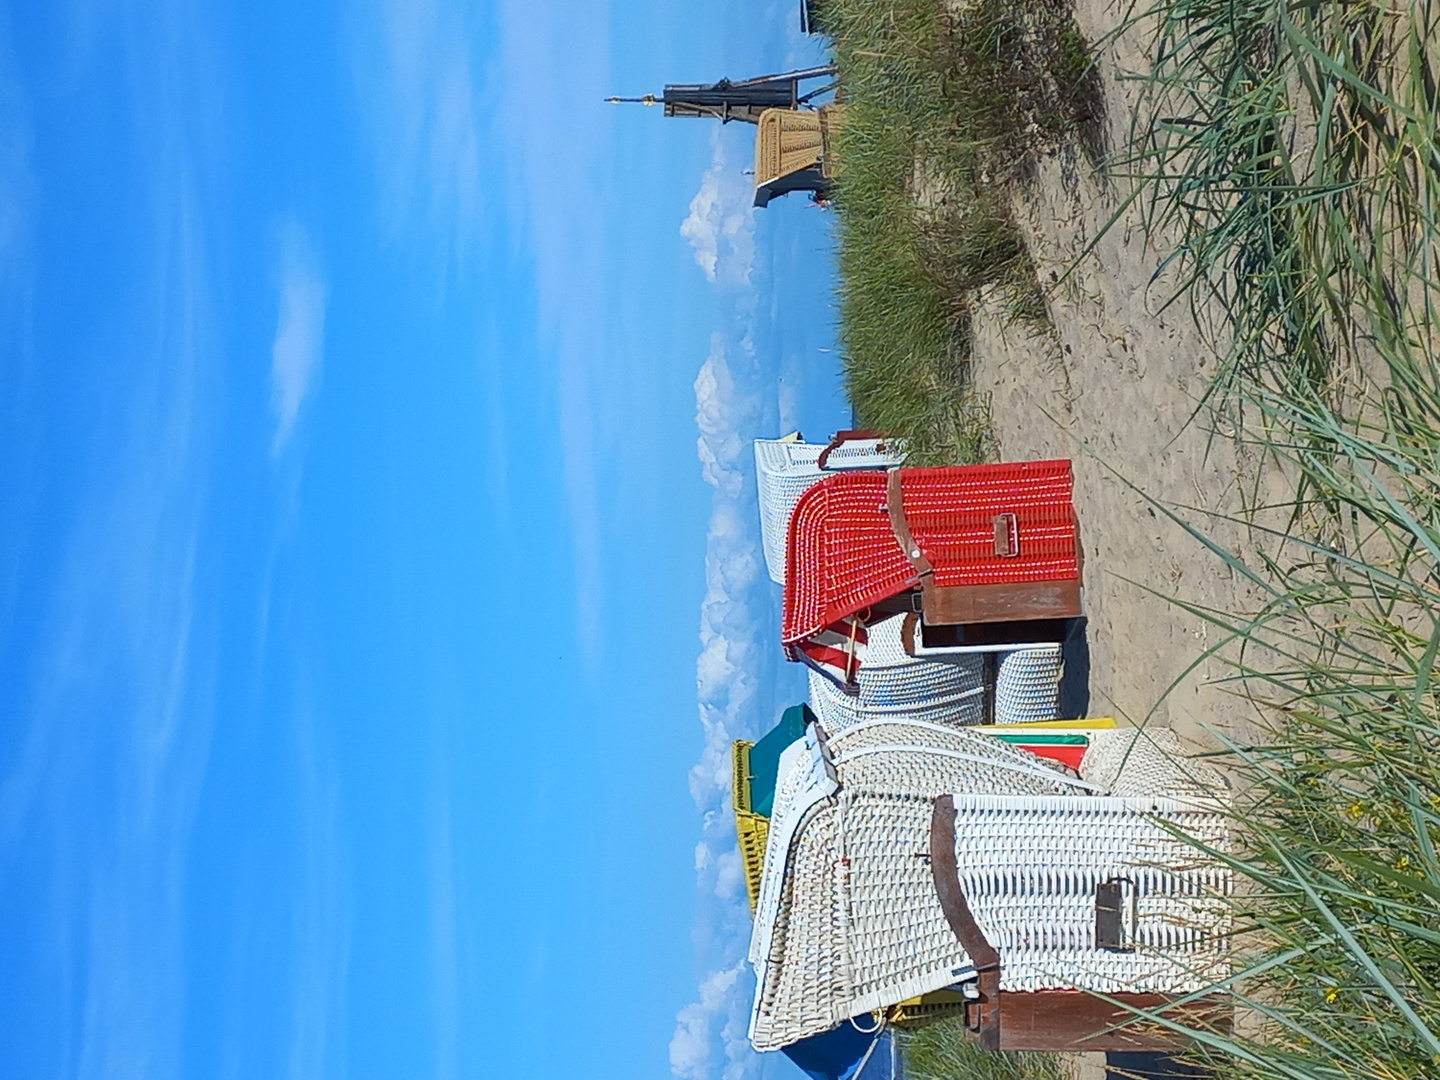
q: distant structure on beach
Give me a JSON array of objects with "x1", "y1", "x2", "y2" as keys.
[{"x1": 608, "y1": 67, "x2": 841, "y2": 207}]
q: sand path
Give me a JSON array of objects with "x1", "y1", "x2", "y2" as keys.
[{"x1": 962, "y1": 0, "x2": 1288, "y2": 759}]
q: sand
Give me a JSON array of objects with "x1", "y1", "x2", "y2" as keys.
[
  {"x1": 963, "y1": 0, "x2": 1288, "y2": 758},
  {"x1": 923, "y1": 6, "x2": 1284, "y2": 1072}
]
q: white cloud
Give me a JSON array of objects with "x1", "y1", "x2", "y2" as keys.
[
  {"x1": 694, "y1": 335, "x2": 747, "y2": 497},
  {"x1": 689, "y1": 334, "x2": 765, "y2": 809},
  {"x1": 352, "y1": 0, "x2": 483, "y2": 260},
  {"x1": 681, "y1": 133, "x2": 756, "y2": 289},
  {"x1": 676, "y1": 27, "x2": 838, "y2": 1080},
  {"x1": 269, "y1": 220, "x2": 326, "y2": 456},
  {"x1": 713, "y1": 848, "x2": 744, "y2": 901},
  {"x1": 674, "y1": 333, "x2": 788, "y2": 1080},
  {"x1": 670, "y1": 964, "x2": 744, "y2": 1080}
]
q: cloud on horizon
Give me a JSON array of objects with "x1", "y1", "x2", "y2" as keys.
[
  {"x1": 690, "y1": 334, "x2": 764, "y2": 809},
  {"x1": 269, "y1": 220, "x2": 326, "y2": 456},
  {"x1": 672, "y1": 329, "x2": 778, "y2": 1080},
  {"x1": 671, "y1": 963, "x2": 750, "y2": 1080},
  {"x1": 680, "y1": 133, "x2": 756, "y2": 290},
  {"x1": 670, "y1": 117, "x2": 779, "y2": 1080}
]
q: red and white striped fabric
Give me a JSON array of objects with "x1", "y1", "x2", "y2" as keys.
[
  {"x1": 781, "y1": 462, "x2": 1079, "y2": 680},
  {"x1": 788, "y1": 615, "x2": 869, "y2": 690}
]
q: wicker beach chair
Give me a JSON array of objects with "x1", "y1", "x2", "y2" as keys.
[
  {"x1": 752, "y1": 105, "x2": 844, "y2": 207},
  {"x1": 733, "y1": 705, "x2": 817, "y2": 911},
  {"x1": 747, "y1": 720, "x2": 1229, "y2": 1053},
  {"x1": 755, "y1": 433, "x2": 905, "y2": 586},
  {"x1": 806, "y1": 613, "x2": 985, "y2": 732},
  {"x1": 749, "y1": 719, "x2": 1081, "y2": 1051},
  {"x1": 782, "y1": 462, "x2": 1083, "y2": 685},
  {"x1": 974, "y1": 717, "x2": 1115, "y2": 771}
]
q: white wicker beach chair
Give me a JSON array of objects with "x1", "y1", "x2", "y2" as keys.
[
  {"x1": 807, "y1": 614, "x2": 985, "y2": 732},
  {"x1": 747, "y1": 720, "x2": 1230, "y2": 1053},
  {"x1": 755, "y1": 433, "x2": 905, "y2": 585},
  {"x1": 749, "y1": 720, "x2": 1088, "y2": 1051}
]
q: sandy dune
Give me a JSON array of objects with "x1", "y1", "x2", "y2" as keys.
[{"x1": 967, "y1": 0, "x2": 1286, "y2": 765}]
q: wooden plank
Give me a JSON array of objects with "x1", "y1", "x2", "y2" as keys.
[
  {"x1": 996, "y1": 992, "x2": 1229, "y2": 1052},
  {"x1": 922, "y1": 578, "x2": 1083, "y2": 625}
]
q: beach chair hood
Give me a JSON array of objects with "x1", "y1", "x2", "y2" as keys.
[
  {"x1": 747, "y1": 722, "x2": 1230, "y2": 1052},
  {"x1": 782, "y1": 462, "x2": 1081, "y2": 683}
]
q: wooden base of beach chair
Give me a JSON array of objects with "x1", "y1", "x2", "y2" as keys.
[
  {"x1": 921, "y1": 578, "x2": 1084, "y2": 627},
  {"x1": 971, "y1": 991, "x2": 1229, "y2": 1052},
  {"x1": 912, "y1": 615, "x2": 1076, "y2": 652}
]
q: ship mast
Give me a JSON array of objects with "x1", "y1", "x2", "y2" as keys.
[{"x1": 607, "y1": 67, "x2": 835, "y2": 125}]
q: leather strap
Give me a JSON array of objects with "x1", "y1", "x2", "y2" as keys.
[
  {"x1": 931, "y1": 794, "x2": 1001, "y2": 1050},
  {"x1": 817, "y1": 428, "x2": 883, "y2": 470},
  {"x1": 900, "y1": 611, "x2": 921, "y2": 656},
  {"x1": 886, "y1": 468, "x2": 932, "y2": 580}
]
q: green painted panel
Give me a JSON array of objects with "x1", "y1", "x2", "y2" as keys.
[
  {"x1": 988, "y1": 732, "x2": 1088, "y2": 745},
  {"x1": 750, "y1": 704, "x2": 814, "y2": 818}
]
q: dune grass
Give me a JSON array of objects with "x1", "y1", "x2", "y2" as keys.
[
  {"x1": 1118, "y1": 0, "x2": 1440, "y2": 414},
  {"x1": 1106, "y1": 1, "x2": 1440, "y2": 1076},
  {"x1": 901, "y1": 1015, "x2": 1066, "y2": 1080},
  {"x1": 818, "y1": 0, "x2": 1440, "y2": 1076},
  {"x1": 816, "y1": 0, "x2": 1102, "y2": 463},
  {"x1": 1144, "y1": 362, "x2": 1440, "y2": 1080}
]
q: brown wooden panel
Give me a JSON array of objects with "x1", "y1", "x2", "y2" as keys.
[
  {"x1": 922, "y1": 578, "x2": 1083, "y2": 626},
  {"x1": 996, "y1": 991, "x2": 1230, "y2": 1052}
]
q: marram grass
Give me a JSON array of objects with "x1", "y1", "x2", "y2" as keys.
[
  {"x1": 815, "y1": 0, "x2": 1101, "y2": 463},
  {"x1": 1148, "y1": 378, "x2": 1440, "y2": 1080},
  {"x1": 901, "y1": 1015, "x2": 1065, "y2": 1080},
  {"x1": 820, "y1": 0, "x2": 1440, "y2": 1075},
  {"x1": 1113, "y1": 0, "x2": 1440, "y2": 1076},
  {"x1": 1118, "y1": 0, "x2": 1440, "y2": 416}
]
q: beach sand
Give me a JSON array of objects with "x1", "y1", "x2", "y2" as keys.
[
  {"x1": 944, "y1": 5, "x2": 1281, "y2": 1074},
  {"x1": 965, "y1": 0, "x2": 1286, "y2": 757}
]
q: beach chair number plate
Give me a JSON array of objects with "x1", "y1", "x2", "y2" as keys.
[
  {"x1": 1095, "y1": 879, "x2": 1135, "y2": 952},
  {"x1": 993, "y1": 513, "x2": 1019, "y2": 557}
]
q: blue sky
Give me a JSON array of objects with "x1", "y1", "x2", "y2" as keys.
[{"x1": 0, "y1": 1, "x2": 847, "y2": 1078}]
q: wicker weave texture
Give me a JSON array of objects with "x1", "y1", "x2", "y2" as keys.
[
  {"x1": 993, "y1": 646, "x2": 1062, "y2": 725},
  {"x1": 754, "y1": 109, "x2": 823, "y2": 186},
  {"x1": 1082, "y1": 727, "x2": 1227, "y2": 803},
  {"x1": 952, "y1": 795, "x2": 1230, "y2": 994},
  {"x1": 755, "y1": 438, "x2": 903, "y2": 585},
  {"x1": 750, "y1": 722, "x2": 1076, "y2": 1050},
  {"x1": 807, "y1": 615, "x2": 985, "y2": 731},
  {"x1": 736, "y1": 811, "x2": 770, "y2": 914},
  {"x1": 749, "y1": 721, "x2": 1231, "y2": 1052},
  {"x1": 782, "y1": 463, "x2": 1079, "y2": 645}
]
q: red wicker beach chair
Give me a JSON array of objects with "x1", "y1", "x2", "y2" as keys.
[{"x1": 782, "y1": 461, "x2": 1082, "y2": 682}]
